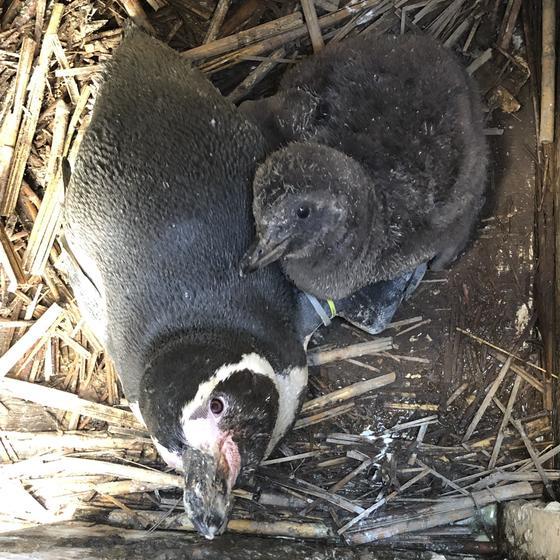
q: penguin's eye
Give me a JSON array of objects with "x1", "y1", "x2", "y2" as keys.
[
  {"x1": 209, "y1": 397, "x2": 224, "y2": 416},
  {"x1": 296, "y1": 205, "x2": 311, "y2": 219}
]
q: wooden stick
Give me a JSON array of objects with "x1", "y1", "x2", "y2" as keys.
[
  {"x1": 294, "y1": 402, "x2": 354, "y2": 429},
  {"x1": 183, "y1": 13, "x2": 304, "y2": 60},
  {"x1": 302, "y1": 372, "x2": 395, "y2": 414},
  {"x1": 346, "y1": 482, "x2": 535, "y2": 544},
  {"x1": 63, "y1": 85, "x2": 92, "y2": 156},
  {"x1": 338, "y1": 468, "x2": 431, "y2": 534},
  {"x1": 0, "y1": 226, "x2": 26, "y2": 292},
  {"x1": 0, "y1": 303, "x2": 63, "y2": 378},
  {"x1": 1, "y1": 4, "x2": 63, "y2": 215},
  {"x1": 0, "y1": 37, "x2": 35, "y2": 199},
  {"x1": 489, "y1": 375, "x2": 523, "y2": 468},
  {"x1": 512, "y1": 418, "x2": 557, "y2": 499},
  {"x1": 23, "y1": 99, "x2": 69, "y2": 276},
  {"x1": 0, "y1": 377, "x2": 144, "y2": 430},
  {"x1": 463, "y1": 356, "x2": 513, "y2": 442},
  {"x1": 108, "y1": 510, "x2": 335, "y2": 539},
  {"x1": 302, "y1": 455, "x2": 377, "y2": 515},
  {"x1": 307, "y1": 337, "x2": 393, "y2": 366},
  {"x1": 301, "y1": 0, "x2": 324, "y2": 52},
  {"x1": 539, "y1": 0, "x2": 556, "y2": 143},
  {"x1": 119, "y1": 0, "x2": 156, "y2": 34},
  {"x1": 278, "y1": 478, "x2": 364, "y2": 514},
  {"x1": 457, "y1": 328, "x2": 548, "y2": 374},
  {"x1": 261, "y1": 451, "x2": 322, "y2": 466},
  {"x1": 204, "y1": 0, "x2": 231, "y2": 44},
  {"x1": 1, "y1": 456, "x2": 181, "y2": 487},
  {"x1": 489, "y1": 349, "x2": 544, "y2": 392},
  {"x1": 498, "y1": 0, "x2": 522, "y2": 51},
  {"x1": 227, "y1": 47, "x2": 287, "y2": 103}
]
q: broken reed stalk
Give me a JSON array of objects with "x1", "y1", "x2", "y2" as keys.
[
  {"x1": 0, "y1": 376, "x2": 144, "y2": 430},
  {"x1": 338, "y1": 468, "x2": 431, "y2": 534},
  {"x1": 0, "y1": 303, "x2": 63, "y2": 377},
  {"x1": 0, "y1": 226, "x2": 25, "y2": 292},
  {"x1": 0, "y1": 37, "x2": 35, "y2": 200},
  {"x1": 1, "y1": 4, "x2": 65, "y2": 216},
  {"x1": 307, "y1": 337, "x2": 393, "y2": 366},
  {"x1": 1, "y1": 456, "x2": 181, "y2": 488},
  {"x1": 191, "y1": 0, "x2": 384, "y2": 68},
  {"x1": 512, "y1": 418, "x2": 557, "y2": 499},
  {"x1": 346, "y1": 482, "x2": 535, "y2": 544},
  {"x1": 463, "y1": 355, "x2": 513, "y2": 441},
  {"x1": 108, "y1": 510, "x2": 335, "y2": 539},
  {"x1": 301, "y1": 0, "x2": 324, "y2": 52},
  {"x1": 490, "y1": 349, "x2": 544, "y2": 392},
  {"x1": 539, "y1": 0, "x2": 556, "y2": 143},
  {"x1": 120, "y1": 0, "x2": 156, "y2": 34},
  {"x1": 456, "y1": 328, "x2": 548, "y2": 374},
  {"x1": 23, "y1": 99, "x2": 69, "y2": 276},
  {"x1": 489, "y1": 375, "x2": 523, "y2": 468},
  {"x1": 204, "y1": 0, "x2": 231, "y2": 43},
  {"x1": 227, "y1": 47, "x2": 287, "y2": 103},
  {"x1": 498, "y1": 0, "x2": 522, "y2": 51},
  {"x1": 294, "y1": 402, "x2": 354, "y2": 429},
  {"x1": 302, "y1": 372, "x2": 396, "y2": 414},
  {"x1": 183, "y1": 12, "x2": 303, "y2": 60}
]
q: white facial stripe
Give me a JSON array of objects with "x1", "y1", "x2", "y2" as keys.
[
  {"x1": 264, "y1": 365, "x2": 307, "y2": 457},
  {"x1": 152, "y1": 437, "x2": 183, "y2": 470},
  {"x1": 179, "y1": 353, "x2": 308, "y2": 460},
  {"x1": 129, "y1": 401, "x2": 147, "y2": 428},
  {"x1": 180, "y1": 353, "x2": 274, "y2": 433}
]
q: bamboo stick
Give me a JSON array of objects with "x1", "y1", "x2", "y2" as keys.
[
  {"x1": 308, "y1": 337, "x2": 393, "y2": 366},
  {"x1": 0, "y1": 303, "x2": 63, "y2": 377},
  {"x1": 23, "y1": 99, "x2": 69, "y2": 276},
  {"x1": 302, "y1": 372, "x2": 395, "y2": 414},
  {"x1": 1, "y1": 4, "x2": 64, "y2": 215},
  {"x1": 539, "y1": 0, "x2": 556, "y2": 143},
  {"x1": 301, "y1": 0, "x2": 324, "y2": 52}
]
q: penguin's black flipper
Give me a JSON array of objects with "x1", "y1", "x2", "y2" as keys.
[
  {"x1": 334, "y1": 264, "x2": 427, "y2": 335},
  {"x1": 297, "y1": 264, "x2": 427, "y2": 340}
]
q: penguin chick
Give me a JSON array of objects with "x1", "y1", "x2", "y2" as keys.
[
  {"x1": 240, "y1": 34, "x2": 488, "y2": 300},
  {"x1": 64, "y1": 29, "x2": 307, "y2": 538}
]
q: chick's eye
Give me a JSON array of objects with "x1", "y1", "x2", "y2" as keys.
[
  {"x1": 296, "y1": 205, "x2": 311, "y2": 219},
  {"x1": 209, "y1": 397, "x2": 224, "y2": 416}
]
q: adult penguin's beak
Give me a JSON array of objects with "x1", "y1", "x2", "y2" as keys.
[
  {"x1": 181, "y1": 445, "x2": 235, "y2": 539},
  {"x1": 239, "y1": 235, "x2": 291, "y2": 275}
]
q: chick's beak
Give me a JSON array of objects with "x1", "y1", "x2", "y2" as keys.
[
  {"x1": 239, "y1": 235, "x2": 291, "y2": 275},
  {"x1": 182, "y1": 446, "x2": 235, "y2": 539}
]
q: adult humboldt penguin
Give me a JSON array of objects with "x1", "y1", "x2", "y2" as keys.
[{"x1": 63, "y1": 28, "x2": 307, "y2": 539}]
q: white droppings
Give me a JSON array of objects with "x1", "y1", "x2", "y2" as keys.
[{"x1": 515, "y1": 301, "x2": 531, "y2": 335}]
